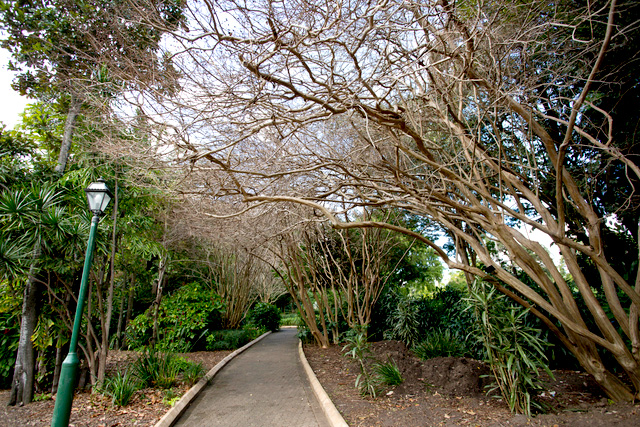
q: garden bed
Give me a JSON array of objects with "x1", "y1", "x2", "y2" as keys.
[
  {"x1": 0, "y1": 350, "x2": 231, "y2": 427},
  {"x1": 303, "y1": 340, "x2": 640, "y2": 426}
]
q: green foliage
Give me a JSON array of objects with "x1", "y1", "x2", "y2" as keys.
[
  {"x1": 383, "y1": 295, "x2": 420, "y2": 347},
  {"x1": 342, "y1": 329, "x2": 380, "y2": 397},
  {"x1": 155, "y1": 353, "x2": 181, "y2": 389},
  {"x1": 412, "y1": 329, "x2": 470, "y2": 360},
  {"x1": 33, "y1": 393, "x2": 52, "y2": 402},
  {"x1": 103, "y1": 370, "x2": 138, "y2": 407},
  {"x1": 466, "y1": 283, "x2": 553, "y2": 416},
  {"x1": 181, "y1": 361, "x2": 205, "y2": 386},
  {"x1": 125, "y1": 282, "x2": 223, "y2": 351},
  {"x1": 162, "y1": 388, "x2": 181, "y2": 407},
  {"x1": 372, "y1": 358, "x2": 403, "y2": 386},
  {"x1": 132, "y1": 349, "x2": 185, "y2": 389},
  {"x1": 205, "y1": 328, "x2": 259, "y2": 351},
  {"x1": 0, "y1": 285, "x2": 20, "y2": 387},
  {"x1": 132, "y1": 349, "x2": 161, "y2": 388},
  {"x1": 280, "y1": 312, "x2": 301, "y2": 326},
  {"x1": 248, "y1": 302, "x2": 281, "y2": 332}
]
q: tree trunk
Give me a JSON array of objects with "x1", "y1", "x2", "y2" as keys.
[
  {"x1": 122, "y1": 278, "x2": 135, "y2": 348},
  {"x1": 50, "y1": 341, "x2": 64, "y2": 395},
  {"x1": 97, "y1": 178, "x2": 118, "y2": 385},
  {"x1": 151, "y1": 254, "x2": 168, "y2": 346},
  {"x1": 8, "y1": 244, "x2": 41, "y2": 406},
  {"x1": 53, "y1": 96, "x2": 82, "y2": 176},
  {"x1": 115, "y1": 285, "x2": 126, "y2": 350}
]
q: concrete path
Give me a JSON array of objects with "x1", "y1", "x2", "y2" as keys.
[{"x1": 174, "y1": 328, "x2": 331, "y2": 427}]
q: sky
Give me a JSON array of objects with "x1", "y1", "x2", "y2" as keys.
[{"x1": 0, "y1": 48, "x2": 30, "y2": 129}]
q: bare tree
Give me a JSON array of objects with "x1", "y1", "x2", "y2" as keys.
[{"x1": 103, "y1": 0, "x2": 640, "y2": 401}]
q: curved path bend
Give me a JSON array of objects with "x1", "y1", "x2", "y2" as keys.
[{"x1": 174, "y1": 328, "x2": 331, "y2": 427}]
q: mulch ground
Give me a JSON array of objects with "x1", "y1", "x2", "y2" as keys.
[
  {"x1": 303, "y1": 340, "x2": 640, "y2": 426},
  {"x1": 0, "y1": 350, "x2": 231, "y2": 427},
  {"x1": 2, "y1": 342, "x2": 639, "y2": 426}
]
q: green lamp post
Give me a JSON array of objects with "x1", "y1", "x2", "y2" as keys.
[{"x1": 51, "y1": 178, "x2": 113, "y2": 427}]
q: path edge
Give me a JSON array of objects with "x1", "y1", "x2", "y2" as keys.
[
  {"x1": 154, "y1": 331, "x2": 272, "y2": 427},
  {"x1": 298, "y1": 340, "x2": 349, "y2": 427}
]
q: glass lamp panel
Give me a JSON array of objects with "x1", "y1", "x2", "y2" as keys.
[
  {"x1": 86, "y1": 190, "x2": 105, "y2": 212},
  {"x1": 85, "y1": 180, "x2": 111, "y2": 213},
  {"x1": 99, "y1": 192, "x2": 112, "y2": 212}
]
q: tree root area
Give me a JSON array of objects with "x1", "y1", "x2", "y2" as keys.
[{"x1": 304, "y1": 340, "x2": 640, "y2": 426}]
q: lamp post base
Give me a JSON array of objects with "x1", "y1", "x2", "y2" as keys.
[{"x1": 51, "y1": 353, "x2": 79, "y2": 427}]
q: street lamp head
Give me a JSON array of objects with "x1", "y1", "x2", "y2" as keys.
[{"x1": 85, "y1": 178, "x2": 113, "y2": 216}]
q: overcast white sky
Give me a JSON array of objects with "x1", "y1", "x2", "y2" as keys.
[{"x1": 0, "y1": 48, "x2": 30, "y2": 129}]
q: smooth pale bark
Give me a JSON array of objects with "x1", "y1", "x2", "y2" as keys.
[
  {"x1": 151, "y1": 254, "x2": 168, "y2": 346},
  {"x1": 53, "y1": 96, "x2": 82, "y2": 176}
]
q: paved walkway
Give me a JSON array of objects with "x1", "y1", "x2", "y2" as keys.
[{"x1": 174, "y1": 328, "x2": 331, "y2": 427}]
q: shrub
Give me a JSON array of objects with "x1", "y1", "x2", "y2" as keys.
[
  {"x1": 383, "y1": 296, "x2": 420, "y2": 347},
  {"x1": 466, "y1": 283, "x2": 553, "y2": 416},
  {"x1": 373, "y1": 358, "x2": 404, "y2": 386},
  {"x1": 412, "y1": 329, "x2": 470, "y2": 360},
  {"x1": 0, "y1": 291, "x2": 21, "y2": 387},
  {"x1": 103, "y1": 371, "x2": 137, "y2": 406},
  {"x1": 206, "y1": 329, "x2": 254, "y2": 350},
  {"x1": 342, "y1": 328, "x2": 380, "y2": 397},
  {"x1": 125, "y1": 282, "x2": 224, "y2": 351},
  {"x1": 248, "y1": 302, "x2": 281, "y2": 332}
]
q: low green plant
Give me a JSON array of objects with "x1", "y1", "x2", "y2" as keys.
[
  {"x1": 103, "y1": 371, "x2": 138, "y2": 406},
  {"x1": 466, "y1": 283, "x2": 553, "y2": 416},
  {"x1": 132, "y1": 349, "x2": 184, "y2": 389},
  {"x1": 33, "y1": 392, "x2": 52, "y2": 402},
  {"x1": 342, "y1": 328, "x2": 380, "y2": 397},
  {"x1": 132, "y1": 348, "x2": 161, "y2": 387},
  {"x1": 373, "y1": 358, "x2": 403, "y2": 386},
  {"x1": 162, "y1": 388, "x2": 181, "y2": 406},
  {"x1": 156, "y1": 352, "x2": 182, "y2": 389},
  {"x1": 206, "y1": 329, "x2": 255, "y2": 350},
  {"x1": 182, "y1": 361, "x2": 206, "y2": 386},
  {"x1": 412, "y1": 329, "x2": 470, "y2": 360}
]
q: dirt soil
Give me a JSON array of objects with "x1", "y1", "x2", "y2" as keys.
[
  {"x1": 0, "y1": 350, "x2": 231, "y2": 427},
  {"x1": 303, "y1": 340, "x2": 640, "y2": 426},
  {"x1": 2, "y1": 342, "x2": 639, "y2": 426}
]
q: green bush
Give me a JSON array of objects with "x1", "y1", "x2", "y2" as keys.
[
  {"x1": 125, "y1": 282, "x2": 224, "y2": 351},
  {"x1": 412, "y1": 329, "x2": 470, "y2": 360},
  {"x1": 248, "y1": 302, "x2": 281, "y2": 332},
  {"x1": 383, "y1": 296, "x2": 420, "y2": 347},
  {"x1": 206, "y1": 329, "x2": 256, "y2": 351},
  {"x1": 103, "y1": 371, "x2": 138, "y2": 406},
  {"x1": 466, "y1": 283, "x2": 553, "y2": 416}
]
